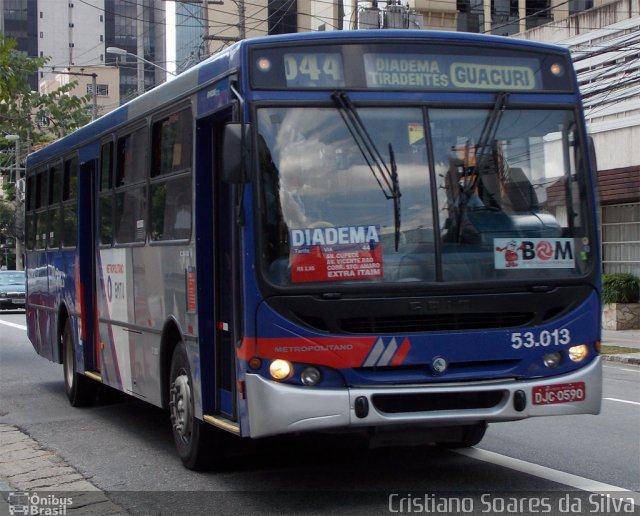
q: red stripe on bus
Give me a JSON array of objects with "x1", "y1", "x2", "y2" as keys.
[{"x1": 389, "y1": 337, "x2": 411, "y2": 366}]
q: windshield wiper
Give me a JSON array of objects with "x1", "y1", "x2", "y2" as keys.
[
  {"x1": 453, "y1": 92, "x2": 509, "y2": 243},
  {"x1": 467, "y1": 91, "x2": 510, "y2": 190},
  {"x1": 388, "y1": 143, "x2": 401, "y2": 252},
  {"x1": 331, "y1": 91, "x2": 402, "y2": 250}
]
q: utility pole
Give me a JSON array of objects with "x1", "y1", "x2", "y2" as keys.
[
  {"x1": 238, "y1": 0, "x2": 246, "y2": 40},
  {"x1": 49, "y1": 70, "x2": 99, "y2": 121},
  {"x1": 137, "y1": 0, "x2": 145, "y2": 95},
  {"x1": 203, "y1": 0, "x2": 246, "y2": 44}
]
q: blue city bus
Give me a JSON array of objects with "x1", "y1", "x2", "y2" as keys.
[{"x1": 25, "y1": 30, "x2": 602, "y2": 470}]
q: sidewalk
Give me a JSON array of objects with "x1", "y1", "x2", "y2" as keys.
[
  {"x1": 601, "y1": 329, "x2": 640, "y2": 365},
  {"x1": 0, "y1": 425, "x2": 126, "y2": 514}
]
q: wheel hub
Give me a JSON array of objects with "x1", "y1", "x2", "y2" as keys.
[{"x1": 170, "y1": 373, "x2": 192, "y2": 441}]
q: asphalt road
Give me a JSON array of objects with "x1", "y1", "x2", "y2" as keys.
[{"x1": 1, "y1": 311, "x2": 638, "y2": 515}]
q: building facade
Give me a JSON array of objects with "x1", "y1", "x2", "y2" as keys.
[
  {"x1": 1, "y1": 0, "x2": 168, "y2": 105},
  {"x1": 514, "y1": 0, "x2": 640, "y2": 276},
  {"x1": 175, "y1": 1, "x2": 206, "y2": 73}
]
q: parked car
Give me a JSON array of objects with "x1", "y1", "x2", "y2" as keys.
[{"x1": 0, "y1": 270, "x2": 26, "y2": 310}]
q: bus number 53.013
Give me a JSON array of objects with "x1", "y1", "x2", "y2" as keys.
[{"x1": 511, "y1": 329, "x2": 571, "y2": 349}]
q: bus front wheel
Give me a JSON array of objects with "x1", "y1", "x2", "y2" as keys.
[
  {"x1": 169, "y1": 342, "x2": 213, "y2": 470},
  {"x1": 62, "y1": 318, "x2": 97, "y2": 407}
]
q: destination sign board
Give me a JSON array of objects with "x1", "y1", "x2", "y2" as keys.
[
  {"x1": 363, "y1": 54, "x2": 540, "y2": 90},
  {"x1": 251, "y1": 43, "x2": 573, "y2": 92}
]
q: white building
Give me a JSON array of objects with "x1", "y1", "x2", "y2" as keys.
[
  {"x1": 38, "y1": 0, "x2": 105, "y2": 83},
  {"x1": 515, "y1": 0, "x2": 640, "y2": 275}
]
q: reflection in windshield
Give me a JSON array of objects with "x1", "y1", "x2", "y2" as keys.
[
  {"x1": 257, "y1": 106, "x2": 591, "y2": 287},
  {"x1": 258, "y1": 107, "x2": 433, "y2": 285},
  {"x1": 331, "y1": 92, "x2": 402, "y2": 250}
]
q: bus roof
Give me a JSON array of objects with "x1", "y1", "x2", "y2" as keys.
[{"x1": 244, "y1": 29, "x2": 570, "y2": 55}]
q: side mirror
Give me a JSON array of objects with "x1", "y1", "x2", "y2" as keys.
[{"x1": 222, "y1": 123, "x2": 251, "y2": 183}]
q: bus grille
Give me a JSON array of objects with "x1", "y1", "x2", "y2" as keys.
[
  {"x1": 371, "y1": 390, "x2": 507, "y2": 414},
  {"x1": 339, "y1": 312, "x2": 532, "y2": 333}
]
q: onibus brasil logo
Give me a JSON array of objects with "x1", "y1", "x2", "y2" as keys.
[{"x1": 8, "y1": 492, "x2": 73, "y2": 515}]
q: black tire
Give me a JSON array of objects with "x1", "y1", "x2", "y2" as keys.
[
  {"x1": 438, "y1": 422, "x2": 487, "y2": 448},
  {"x1": 169, "y1": 342, "x2": 214, "y2": 470},
  {"x1": 62, "y1": 318, "x2": 98, "y2": 407}
]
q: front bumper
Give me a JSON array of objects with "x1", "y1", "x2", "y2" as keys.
[{"x1": 245, "y1": 356, "x2": 602, "y2": 438}]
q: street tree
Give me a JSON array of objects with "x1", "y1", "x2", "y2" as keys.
[
  {"x1": 0, "y1": 193, "x2": 19, "y2": 269},
  {"x1": 1, "y1": 34, "x2": 92, "y2": 144}
]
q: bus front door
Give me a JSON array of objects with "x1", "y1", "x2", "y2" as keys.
[
  {"x1": 196, "y1": 115, "x2": 238, "y2": 425},
  {"x1": 214, "y1": 174, "x2": 238, "y2": 420}
]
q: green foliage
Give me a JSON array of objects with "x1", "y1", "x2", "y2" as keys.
[
  {"x1": 602, "y1": 273, "x2": 640, "y2": 304},
  {"x1": 1, "y1": 35, "x2": 91, "y2": 255},
  {"x1": 0, "y1": 35, "x2": 92, "y2": 148},
  {"x1": 0, "y1": 197, "x2": 18, "y2": 252}
]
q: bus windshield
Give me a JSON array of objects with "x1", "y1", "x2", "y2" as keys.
[{"x1": 258, "y1": 105, "x2": 592, "y2": 287}]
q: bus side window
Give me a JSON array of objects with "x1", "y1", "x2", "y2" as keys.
[
  {"x1": 116, "y1": 128, "x2": 147, "y2": 187},
  {"x1": 25, "y1": 175, "x2": 35, "y2": 250},
  {"x1": 62, "y1": 156, "x2": 78, "y2": 248},
  {"x1": 48, "y1": 163, "x2": 63, "y2": 249},
  {"x1": 115, "y1": 127, "x2": 148, "y2": 244},
  {"x1": 35, "y1": 170, "x2": 49, "y2": 250},
  {"x1": 150, "y1": 108, "x2": 192, "y2": 242},
  {"x1": 100, "y1": 142, "x2": 114, "y2": 245}
]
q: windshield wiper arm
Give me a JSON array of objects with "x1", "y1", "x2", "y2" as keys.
[
  {"x1": 470, "y1": 91, "x2": 509, "y2": 185},
  {"x1": 388, "y1": 143, "x2": 401, "y2": 252},
  {"x1": 453, "y1": 91, "x2": 508, "y2": 243},
  {"x1": 331, "y1": 92, "x2": 399, "y2": 200},
  {"x1": 331, "y1": 91, "x2": 402, "y2": 250}
]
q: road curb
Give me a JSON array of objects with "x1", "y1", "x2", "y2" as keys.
[
  {"x1": 0, "y1": 424, "x2": 128, "y2": 515},
  {"x1": 602, "y1": 354, "x2": 640, "y2": 366}
]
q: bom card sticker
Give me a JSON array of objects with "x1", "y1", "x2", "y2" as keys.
[
  {"x1": 494, "y1": 238, "x2": 575, "y2": 269},
  {"x1": 290, "y1": 225, "x2": 383, "y2": 283}
]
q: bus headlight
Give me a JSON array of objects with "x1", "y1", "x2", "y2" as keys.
[
  {"x1": 543, "y1": 352, "x2": 562, "y2": 368},
  {"x1": 568, "y1": 345, "x2": 589, "y2": 362},
  {"x1": 269, "y1": 359, "x2": 293, "y2": 381},
  {"x1": 301, "y1": 367, "x2": 321, "y2": 386}
]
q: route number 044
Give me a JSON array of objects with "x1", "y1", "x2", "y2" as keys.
[
  {"x1": 285, "y1": 54, "x2": 343, "y2": 82},
  {"x1": 510, "y1": 329, "x2": 571, "y2": 349}
]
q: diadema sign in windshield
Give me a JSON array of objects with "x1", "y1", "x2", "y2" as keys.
[{"x1": 289, "y1": 225, "x2": 383, "y2": 283}]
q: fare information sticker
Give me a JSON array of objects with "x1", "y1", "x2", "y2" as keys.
[{"x1": 289, "y1": 225, "x2": 383, "y2": 283}]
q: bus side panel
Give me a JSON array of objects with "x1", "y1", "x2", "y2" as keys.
[
  {"x1": 48, "y1": 249, "x2": 78, "y2": 364},
  {"x1": 25, "y1": 252, "x2": 50, "y2": 358},
  {"x1": 130, "y1": 244, "x2": 197, "y2": 407},
  {"x1": 94, "y1": 243, "x2": 193, "y2": 407},
  {"x1": 96, "y1": 247, "x2": 133, "y2": 393}
]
